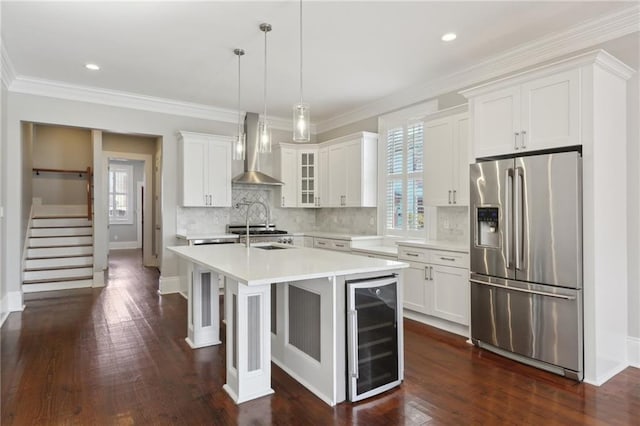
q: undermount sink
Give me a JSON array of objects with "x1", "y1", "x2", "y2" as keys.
[{"x1": 254, "y1": 244, "x2": 290, "y2": 250}]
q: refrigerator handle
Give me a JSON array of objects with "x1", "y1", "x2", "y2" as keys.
[
  {"x1": 505, "y1": 168, "x2": 513, "y2": 269},
  {"x1": 514, "y1": 167, "x2": 524, "y2": 271}
]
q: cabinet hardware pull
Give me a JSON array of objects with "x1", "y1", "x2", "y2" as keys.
[
  {"x1": 317, "y1": 241, "x2": 326, "y2": 245},
  {"x1": 406, "y1": 253, "x2": 419, "y2": 257},
  {"x1": 424, "y1": 266, "x2": 429, "y2": 280},
  {"x1": 521, "y1": 130, "x2": 527, "y2": 149},
  {"x1": 448, "y1": 190, "x2": 452, "y2": 204},
  {"x1": 282, "y1": 196, "x2": 285, "y2": 206},
  {"x1": 453, "y1": 190, "x2": 457, "y2": 204},
  {"x1": 440, "y1": 257, "x2": 456, "y2": 261},
  {"x1": 430, "y1": 266, "x2": 433, "y2": 280},
  {"x1": 349, "y1": 310, "x2": 359, "y2": 378},
  {"x1": 336, "y1": 244, "x2": 345, "y2": 248},
  {"x1": 514, "y1": 132, "x2": 520, "y2": 150}
]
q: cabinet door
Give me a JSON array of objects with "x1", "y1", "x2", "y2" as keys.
[
  {"x1": 431, "y1": 264, "x2": 469, "y2": 325},
  {"x1": 208, "y1": 141, "x2": 232, "y2": 207},
  {"x1": 328, "y1": 144, "x2": 346, "y2": 207},
  {"x1": 521, "y1": 69, "x2": 580, "y2": 152},
  {"x1": 472, "y1": 86, "x2": 521, "y2": 159},
  {"x1": 181, "y1": 139, "x2": 208, "y2": 207},
  {"x1": 344, "y1": 140, "x2": 362, "y2": 207},
  {"x1": 317, "y1": 147, "x2": 329, "y2": 207},
  {"x1": 452, "y1": 114, "x2": 469, "y2": 206},
  {"x1": 280, "y1": 148, "x2": 298, "y2": 207},
  {"x1": 424, "y1": 118, "x2": 454, "y2": 206},
  {"x1": 403, "y1": 263, "x2": 430, "y2": 314},
  {"x1": 298, "y1": 150, "x2": 317, "y2": 207}
]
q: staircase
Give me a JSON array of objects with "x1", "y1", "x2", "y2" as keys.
[{"x1": 23, "y1": 215, "x2": 94, "y2": 293}]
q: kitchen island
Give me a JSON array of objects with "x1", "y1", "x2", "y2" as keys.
[{"x1": 168, "y1": 243, "x2": 408, "y2": 405}]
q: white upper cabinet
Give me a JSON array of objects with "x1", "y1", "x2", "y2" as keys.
[
  {"x1": 178, "y1": 131, "x2": 232, "y2": 207},
  {"x1": 317, "y1": 147, "x2": 329, "y2": 208},
  {"x1": 467, "y1": 68, "x2": 580, "y2": 158},
  {"x1": 297, "y1": 150, "x2": 318, "y2": 207},
  {"x1": 274, "y1": 146, "x2": 298, "y2": 207},
  {"x1": 323, "y1": 132, "x2": 377, "y2": 208},
  {"x1": 423, "y1": 109, "x2": 469, "y2": 206}
]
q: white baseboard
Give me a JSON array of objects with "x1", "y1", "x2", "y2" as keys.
[
  {"x1": 0, "y1": 294, "x2": 9, "y2": 328},
  {"x1": 628, "y1": 336, "x2": 640, "y2": 368},
  {"x1": 92, "y1": 271, "x2": 105, "y2": 287},
  {"x1": 109, "y1": 241, "x2": 139, "y2": 250},
  {"x1": 403, "y1": 309, "x2": 469, "y2": 338},
  {"x1": 158, "y1": 275, "x2": 182, "y2": 295},
  {"x1": 8, "y1": 291, "x2": 24, "y2": 312}
]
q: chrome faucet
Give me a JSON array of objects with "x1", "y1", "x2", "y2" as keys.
[{"x1": 234, "y1": 199, "x2": 271, "y2": 247}]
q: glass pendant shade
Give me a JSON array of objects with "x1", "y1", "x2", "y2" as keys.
[
  {"x1": 232, "y1": 132, "x2": 246, "y2": 160},
  {"x1": 293, "y1": 103, "x2": 310, "y2": 142},
  {"x1": 258, "y1": 119, "x2": 272, "y2": 153}
]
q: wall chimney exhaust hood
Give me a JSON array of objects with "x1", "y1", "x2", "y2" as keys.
[{"x1": 232, "y1": 112, "x2": 283, "y2": 185}]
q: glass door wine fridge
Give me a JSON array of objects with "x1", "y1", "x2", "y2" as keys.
[{"x1": 347, "y1": 275, "x2": 402, "y2": 402}]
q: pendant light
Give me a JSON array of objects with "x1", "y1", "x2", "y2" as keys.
[
  {"x1": 232, "y1": 48, "x2": 246, "y2": 161},
  {"x1": 259, "y1": 23, "x2": 272, "y2": 153},
  {"x1": 292, "y1": 0, "x2": 310, "y2": 142}
]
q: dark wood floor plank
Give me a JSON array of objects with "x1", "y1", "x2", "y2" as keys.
[{"x1": 2, "y1": 249, "x2": 639, "y2": 425}]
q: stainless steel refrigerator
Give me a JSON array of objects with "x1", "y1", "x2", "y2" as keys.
[{"x1": 469, "y1": 151, "x2": 583, "y2": 380}]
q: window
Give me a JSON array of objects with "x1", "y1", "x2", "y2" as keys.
[
  {"x1": 108, "y1": 163, "x2": 134, "y2": 224},
  {"x1": 382, "y1": 122, "x2": 425, "y2": 237}
]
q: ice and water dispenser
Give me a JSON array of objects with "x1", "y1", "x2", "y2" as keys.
[{"x1": 476, "y1": 207, "x2": 499, "y2": 248}]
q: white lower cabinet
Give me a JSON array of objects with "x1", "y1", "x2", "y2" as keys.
[
  {"x1": 398, "y1": 245, "x2": 469, "y2": 326},
  {"x1": 313, "y1": 237, "x2": 351, "y2": 252}
]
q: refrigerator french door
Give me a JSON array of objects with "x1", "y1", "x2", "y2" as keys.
[
  {"x1": 346, "y1": 275, "x2": 402, "y2": 402},
  {"x1": 469, "y1": 151, "x2": 583, "y2": 380}
]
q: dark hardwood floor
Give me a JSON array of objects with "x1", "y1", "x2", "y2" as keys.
[{"x1": 2, "y1": 249, "x2": 639, "y2": 425}]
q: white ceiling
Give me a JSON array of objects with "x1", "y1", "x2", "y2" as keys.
[{"x1": 1, "y1": 1, "x2": 635, "y2": 128}]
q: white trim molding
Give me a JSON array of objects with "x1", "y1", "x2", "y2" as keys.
[
  {"x1": 109, "y1": 241, "x2": 139, "y2": 250},
  {"x1": 1, "y1": 43, "x2": 17, "y2": 88},
  {"x1": 9, "y1": 76, "x2": 241, "y2": 124},
  {"x1": 0, "y1": 295, "x2": 9, "y2": 328},
  {"x1": 158, "y1": 275, "x2": 182, "y2": 295},
  {"x1": 629, "y1": 336, "x2": 640, "y2": 368},
  {"x1": 93, "y1": 271, "x2": 105, "y2": 288},
  {"x1": 8, "y1": 291, "x2": 25, "y2": 312}
]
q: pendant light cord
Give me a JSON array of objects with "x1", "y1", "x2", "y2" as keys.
[
  {"x1": 299, "y1": 0, "x2": 303, "y2": 104},
  {"x1": 237, "y1": 51, "x2": 242, "y2": 135},
  {"x1": 263, "y1": 26, "x2": 268, "y2": 123}
]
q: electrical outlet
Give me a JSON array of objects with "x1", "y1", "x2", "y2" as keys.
[{"x1": 443, "y1": 218, "x2": 450, "y2": 229}]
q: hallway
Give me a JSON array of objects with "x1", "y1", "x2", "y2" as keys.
[{"x1": 2, "y1": 250, "x2": 639, "y2": 425}]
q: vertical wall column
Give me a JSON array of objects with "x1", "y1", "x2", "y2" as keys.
[
  {"x1": 223, "y1": 278, "x2": 273, "y2": 404},
  {"x1": 185, "y1": 264, "x2": 221, "y2": 348}
]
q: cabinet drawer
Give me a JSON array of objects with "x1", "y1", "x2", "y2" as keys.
[
  {"x1": 314, "y1": 238, "x2": 332, "y2": 250},
  {"x1": 428, "y1": 250, "x2": 469, "y2": 268},
  {"x1": 398, "y1": 246, "x2": 429, "y2": 262},
  {"x1": 331, "y1": 240, "x2": 351, "y2": 252}
]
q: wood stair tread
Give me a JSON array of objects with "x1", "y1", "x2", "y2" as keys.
[
  {"x1": 24, "y1": 265, "x2": 92, "y2": 272},
  {"x1": 31, "y1": 226, "x2": 93, "y2": 229},
  {"x1": 33, "y1": 215, "x2": 90, "y2": 219},
  {"x1": 23, "y1": 276, "x2": 93, "y2": 285},
  {"x1": 28, "y1": 244, "x2": 93, "y2": 249},
  {"x1": 30, "y1": 235, "x2": 93, "y2": 238},
  {"x1": 26, "y1": 254, "x2": 93, "y2": 260}
]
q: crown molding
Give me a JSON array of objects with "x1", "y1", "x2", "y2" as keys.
[
  {"x1": 315, "y1": 4, "x2": 640, "y2": 134},
  {"x1": 1, "y1": 43, "x2": 17, "y2": 88},
  {"x1": 9, "y1": 76, "x2": 243, "y2": 123}
]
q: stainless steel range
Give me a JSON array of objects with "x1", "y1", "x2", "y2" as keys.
[{"x1": 227, "y1": 224, "x2": 294, "y2": 245}]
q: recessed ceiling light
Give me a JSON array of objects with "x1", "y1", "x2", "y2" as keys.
[
  {"x1": 85, "y1": 63, "x2": 100, "y2": 71},
  {"x1": 441, "y1": 33, "x2": 457, "y2": 42}
]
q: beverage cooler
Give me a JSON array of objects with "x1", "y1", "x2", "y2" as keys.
[{"x1": 346, "y1": 275, "x2": 402, "y2": 402}]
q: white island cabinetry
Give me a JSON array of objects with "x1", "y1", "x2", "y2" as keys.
[
  {"x1": 178, "y1": 131, "x2": 232, "y2": 207},
  {"x1": 169, "y1": 244, "x2": 407, "y2": 406}
]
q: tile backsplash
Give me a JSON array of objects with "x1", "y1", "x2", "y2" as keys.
[
  {"x1": 436, "y1": 206, "x2": 469, "y2": 243},
  {"x1": 314, "y1": 208, "x2": 377, "y2": 234},
  {"x1": 177, "y1": 185, "x2": 322, "y2": 235}
]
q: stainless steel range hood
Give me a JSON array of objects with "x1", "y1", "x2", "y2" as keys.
[{"x1": 233, "y1": 112, "x2": 283, "y2": 185}]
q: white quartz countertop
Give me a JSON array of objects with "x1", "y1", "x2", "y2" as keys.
[
  {"x1": 169, "y1": 244, "x2": 408, "y2": 286},
  {"x1": 396, "y1": 239, "x2": 469, "y2": 253},
  {"x1": 351, "y1": 245, "x2": 399, "y2": 257},
  {"x1": 301, "y1": 231, "x2": 381, "y2": 241},
  {"x1": 176, "y1": 233, "x2": 239, "y2": 241}
]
